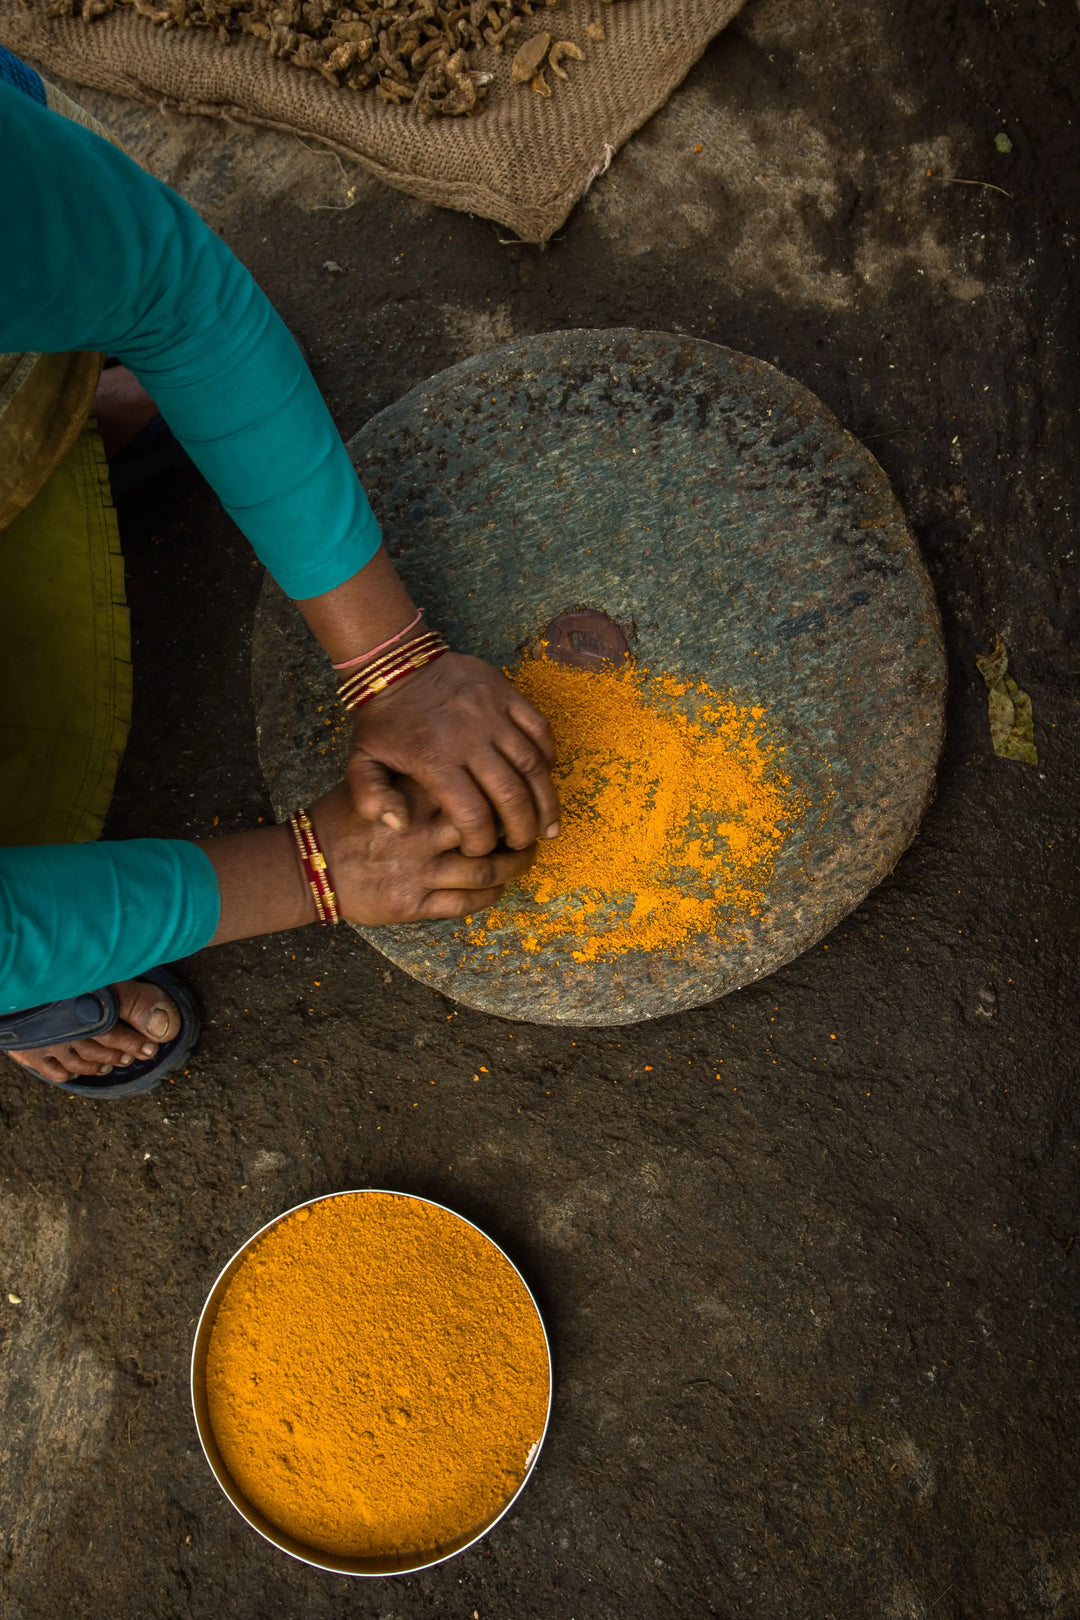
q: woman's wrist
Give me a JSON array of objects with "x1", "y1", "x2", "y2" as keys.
[
  {"x1": 196, "y1": 822, "x2": 317, "y2": 946},
  {"x1": 296, "y1": 546, "x2": 418, "y2": 668},
  {"x1": 336, "y1": 628, "x2": 450, "y2": 713}
]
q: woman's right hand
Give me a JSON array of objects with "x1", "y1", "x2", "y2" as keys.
[{"x1": 309, "y1": 781, "x2": 536, "y2": 926}]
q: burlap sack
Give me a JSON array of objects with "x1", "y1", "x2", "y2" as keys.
[{"x1": 0, "y1": 0, "x2": 744, "y2": 242}]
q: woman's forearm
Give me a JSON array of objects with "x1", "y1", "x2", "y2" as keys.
[
  {"x1": 0, "y1": 839, "x2": 221, "y2": 1013},
  {"x1": 195, "y1": 823, "x2": 315, "y2": 946},
  {"x1": 296, "y1": 546, "x2": 418, "y2": 666}
]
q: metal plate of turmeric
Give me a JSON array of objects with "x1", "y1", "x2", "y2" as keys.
[
  {"x1": 191, "y1": 1190, "x2": 552, "y2": 1575},
  {"x1": 252, "y1": 330, "x2": 946, "y2": 1024}
]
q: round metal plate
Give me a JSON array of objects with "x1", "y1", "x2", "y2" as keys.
[
  {"x1": 191, "y1": 1190, "x2": 552, "y2": 1577},
  {"x1": 252, "y1": 330, "x2": 945, "y2": 1026}
]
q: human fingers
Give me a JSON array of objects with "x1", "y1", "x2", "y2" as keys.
[
  {"x1": 507, "y1": 692, "x2": 556, "y2": 765},
  {"x1": 417, "y1": 765, "x2": 499, "y2": 857},
  {"x1": 347, "y1": 751, "x2": 412, "y2": 832},
  {"x1": 465, "y1": 746, "x2": 545, "y2": 851},
  {"x1": 494, "y1": 725, "x2": 561, "y2": 840},
  {"x1": 426, "y1": 805, "x2": 476, "y2": 853},
  {"x1": 431, "y1": 842, "x2": 537, "y2": 892},
  {"x1": 419, "y1": 886, "x2": 511, "y2": 920}
]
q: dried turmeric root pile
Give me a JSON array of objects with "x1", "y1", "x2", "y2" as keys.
[
  {"x1": 59, "y1": 0, "x2": 623, "y2": 115},
  {"x1": 468, "y1": 657, "x2": 808, "y2": 964}
]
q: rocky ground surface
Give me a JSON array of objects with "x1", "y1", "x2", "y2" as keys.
[{"x1": 1, "y1": 2, "x2": 1078, "y2": 1616}]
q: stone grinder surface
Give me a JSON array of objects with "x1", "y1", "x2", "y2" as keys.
[{"x1": 252, "y1": 330, "x2": 945, "y2": 1025}]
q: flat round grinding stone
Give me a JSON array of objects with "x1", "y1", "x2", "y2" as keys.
[{"x1": 251, "y1": 330, "x2": 945, "y2": 1026}]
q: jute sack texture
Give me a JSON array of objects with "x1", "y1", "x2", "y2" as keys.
[{"x1": 0, "y1": 0, "x2": 745, "y2": 242}]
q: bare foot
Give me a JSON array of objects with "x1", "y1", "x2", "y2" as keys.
[
  {"x1": 6, "y1": 980, "x2": 182, "y2": 1084},
  {"x1": 93, "y1": 364, "x2": 159, "y2": 459}
]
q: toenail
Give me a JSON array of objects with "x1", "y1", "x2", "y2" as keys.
[
  {"x1": 140, "y1": 1043, "x2": 157, "y2": 1058},
  {"x1": 146, "y1": 1007, "x2": 171, "y2": 1040},
  {"x1": 98, "y1": 1065, "x2": 114, "y2": 1075},
  {"x1": 119, "y1": 1055, "x2": 134, "y2": 1066}
]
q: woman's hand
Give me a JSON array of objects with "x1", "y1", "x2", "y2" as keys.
[
  {"x1": 197, "y1": 780, "x2": 536, "y2": 948},
  {"x1": 295, "y1": 551, "x2": 560, "y2": 859},
  {"x1": 345, "y1": 652, "x2": 560, "y2": 858},
  {"x1": 311, "y1": 780, "x2": 537, "y2": 924}
]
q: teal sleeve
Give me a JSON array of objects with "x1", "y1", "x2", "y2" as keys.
[
  {"x1": 0, "y1": 840, "x2": 220, "y2": 1013},
  {"x1": 0, "y1": 81, "x2": 381, "y2": 600}
]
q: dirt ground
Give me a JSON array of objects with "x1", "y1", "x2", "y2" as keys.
[{"x1": 2, "y1": 1, "x2": 1079, "y2": 1616}]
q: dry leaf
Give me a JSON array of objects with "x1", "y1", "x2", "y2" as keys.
[{"x1": 975, "y1": 635, "x2": 1038, "y2": 765}]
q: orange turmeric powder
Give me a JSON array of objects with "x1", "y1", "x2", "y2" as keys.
[
  {"x1": 205, "y1": 1192, "x2": 549, "y2": 1559},
  {"x1": 468, "y1": 658, "x2": 806, "y2": 962}
]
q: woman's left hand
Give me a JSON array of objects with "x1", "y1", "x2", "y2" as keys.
[{"x1": 345, "y1": 651, "x2": 560, "y2": 857}]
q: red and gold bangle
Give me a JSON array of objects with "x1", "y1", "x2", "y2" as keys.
[
  {"x1": 288, "y1": 807, "x2": 340, "y2": 925},
  {"x1": 335, "y1": 629, "x2": 446, "y2": 704},
  {"x1": 337, "y1": 635, "x2": 450, "y2": 713},
  {"x1": 338, "y1": 642, "x2": 448, "y2": 712}
]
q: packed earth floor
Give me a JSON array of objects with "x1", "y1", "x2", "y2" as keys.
[{"x1": 2, "y1": 2, "x2": 1078, "y2": 1616}]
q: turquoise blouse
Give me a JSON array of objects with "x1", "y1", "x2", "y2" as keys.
[{"x1": 0, "y1": 73, "x2": 382, "y2": 1012}]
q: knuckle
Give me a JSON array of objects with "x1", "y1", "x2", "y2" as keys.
[
  {"x1": 503, "y1": 739, "x2": 541, "y2": 775},
  {"x1": 495, "y1": 780, "x2": 533, "y2": 815},
  {"x1": 524, "y1": 708, "x2": 554, "y2": 743},
  {"x1": 455, "y1": 803, "x2": 491, "y2": 831}
]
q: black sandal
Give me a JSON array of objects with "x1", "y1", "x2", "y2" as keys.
[{"x1": 0, "y1": 965, "x2": 201, "y2": 1098}]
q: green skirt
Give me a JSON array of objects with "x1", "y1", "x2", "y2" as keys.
[{"x1": 0, "y1": 421, "x2": 131, "y2": 847}]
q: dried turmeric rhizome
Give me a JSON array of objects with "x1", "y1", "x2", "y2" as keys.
[{"x1": 205, "y1": 1192, "x2": 550, "y2": 1560}]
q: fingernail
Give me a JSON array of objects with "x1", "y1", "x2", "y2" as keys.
[
  {"x1": 140, "y1": 1043, "x2": 158, "y2": 1058},
  {"x1": 98, "y1": 1064, "x2": 114, "y2": 1076},
  {"x1": 545, "y1": 822, "x2": 560, "y2": 838},
  {"x1": 146, "y1": 1007, "x2": 170, "y2": 1039}
]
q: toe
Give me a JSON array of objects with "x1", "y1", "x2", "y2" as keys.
[
  {"x1": 69, "y1": 1036, "x2": 133, "y2": 1068},
  {"x1": 9, "y1": 1050, "x2": 71, "y2": 1084},
  {"x1": 8, "y1": 1047, "x2": 96, "y2": 1080},
  {"x1": 114, "y1": 980, "x2": 181, "y2": 1048}
]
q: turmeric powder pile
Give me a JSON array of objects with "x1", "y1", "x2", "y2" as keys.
[
  {"x1": 468, "y1": 658, "x2": 806, "y2": 963},
  {"x1": 205, "y1": 1193, "x2": 550, "y2": 1560}
]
